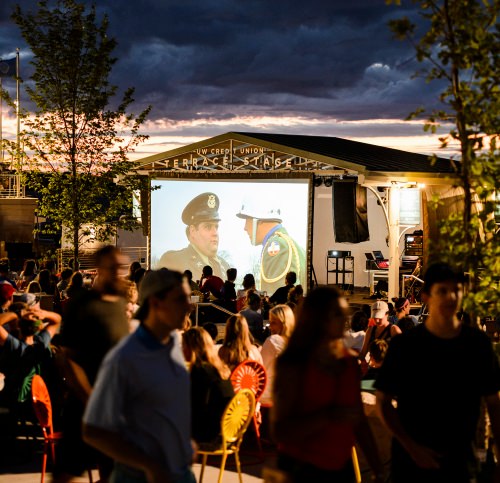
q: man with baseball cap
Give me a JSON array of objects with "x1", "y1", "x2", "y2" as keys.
[
  {"x1": 158, "y1": 192, "x2": 230, "y2": 280},
  {"x1": 359, "y1": 300, "x2": 401, "y2": 361},
  {"x1": 0, "y1": 282, "x2": 15, "y2": 313},
  {"x1": 83, "y1": 269, "x2": 195, "y2": 483}
]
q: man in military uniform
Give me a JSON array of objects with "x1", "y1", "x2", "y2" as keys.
[
  {"x1": 159, "y1": 192, "x2": 230, "y2": 280},
  {"x1": 236, "y1": 201, "x2": 306, "y2": 294}
]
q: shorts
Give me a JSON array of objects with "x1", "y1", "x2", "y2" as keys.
[{"x1": 53, "y1": 395, "x2": 113, "y2": 478}]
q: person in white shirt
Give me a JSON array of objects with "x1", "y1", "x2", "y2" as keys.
[
  {"x1": 260, "y1": 304, "x2": 295, "y2": 406},
  {"x1": 344, "y1": 310, "x2": 368, "y2": 353}
]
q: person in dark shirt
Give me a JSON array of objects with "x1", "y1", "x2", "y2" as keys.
[
  {"x1": 0, "y1": 258, "x2": 17, "y2": 290},
  {"x1": 182, "y1": 327, "x2": 234, "y2": 444},
  {"x1": 240, "y1": 291, "x2": 264, "y2": 342},
  {"x1": 199, "y1": 265, "x2": 224, "y2": 300},
  {"x1": 375, "y1": 263, "x2": 500, "y2": 483},
  {"x1": 269, "y1": 271, "x2": 297, "y2": 305},
  {"x1": 221, "y1": 268, "x2": 237, "y2": 312},
  {"x1": 53, "y1": 246, "x2": 129, "y2": 483}
]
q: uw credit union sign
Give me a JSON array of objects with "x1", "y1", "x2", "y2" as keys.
[{"x1": 144, "y1": 139, "x2": 332, "y2": 172}]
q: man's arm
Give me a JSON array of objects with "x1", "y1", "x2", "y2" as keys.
[
  {"x1": 33, "y1": 308, "x2": 61, "y2": 338},
  {"x1": 358, "y1": 326, "x2": 373, "y2": 360},
  {"x1": 83, "y1": 424, "x2": 171, "y2": 483},
  {"x1": 375, "y1": 390, "x2": 441, "y2": 469},
  {"x1": 484, "y1": 392, "x2": 500, "y2": 482},
  {"x1": 0, "y1": 312, "x2": 18, "y2": 346}
]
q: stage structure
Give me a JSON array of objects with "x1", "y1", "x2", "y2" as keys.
[{"x1": 135, "y1": 132, "x2": 459, "y2": 299}]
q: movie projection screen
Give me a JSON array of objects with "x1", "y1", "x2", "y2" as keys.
[{"x1": 151, "y1": 178, "x2": 310, "y2": 292}]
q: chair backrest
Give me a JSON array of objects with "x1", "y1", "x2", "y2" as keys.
[
  {"x1": 221, "y1": 389, "x2": 255, "y2": 445},
  {"x1": 230, "y1": 360, "x2": 267, "y2": 401},
  {"x1": 31, "y1": 374, "x2": 53, "y2": 436}
]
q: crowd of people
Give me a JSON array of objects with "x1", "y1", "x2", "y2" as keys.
[{"x1": 0, "y1": 251, "x2": 499, "y2": 483}]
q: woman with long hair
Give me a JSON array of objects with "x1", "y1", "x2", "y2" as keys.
[
  {"x1": 218, "y1": 314, "x2": 263, "y2": 371},
  {"x1": 260, "y1": 304, "x2": 295, "y2": 406},
  {"x1": 65, "y1": 272, "x2": 85, "y2": 299},
  {"x1": 125, "y1": 261, "x2": 142, "y2": 282},
  {"x1": 272, "y1": 287, "x2": 384, "y2": 483},
  {"x1": 26, "y1": 280, "x2": 42, "y2": 294},
  {"x1": 37, "y1": 268, "x2": 56, "y2": 295},
  {"x1": 182, "y1": 327, "x2": 234, "y2": 443},
  {"x1": 236, "y1": 273, "x2": 261, "y2": 311},
  {"x1": 19, "y1": 259, "x2": 37, "y2": 290}
]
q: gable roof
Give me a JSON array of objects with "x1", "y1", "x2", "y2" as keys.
[
  {"x1": 135, "y1": 131, "x2": 459, "y2": 185},
  {"x1": 233, "y1": 132, "x2": 457, "y2": 174}
]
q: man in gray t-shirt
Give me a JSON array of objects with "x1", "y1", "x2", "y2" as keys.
[{"x1": 83, "y1": 269, "x2": 195, "y2": 483}]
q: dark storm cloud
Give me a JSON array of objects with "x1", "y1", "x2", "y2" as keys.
[{"x1": 1, "y1": 0, "x2": 440, "y2": 123}]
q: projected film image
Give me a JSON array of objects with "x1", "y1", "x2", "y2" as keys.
[{"x1": 151, "y1": 179, "x2": 309, "y2": 294}]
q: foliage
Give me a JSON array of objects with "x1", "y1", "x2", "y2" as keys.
[
  {"x1": 387, "y1": 0, "x2": 500, "y2": 318},
  {"x1": 4, "y1": 0, "x2": 151, "y2": 263}
]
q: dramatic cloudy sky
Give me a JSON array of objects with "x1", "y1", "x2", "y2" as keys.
[{"x1": 0, "y1": 0, "x2": 454, "y2": 159}]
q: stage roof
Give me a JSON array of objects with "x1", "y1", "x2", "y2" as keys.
[{"x1": 135, "y1": 132, "x2": 459, "y2": 186}]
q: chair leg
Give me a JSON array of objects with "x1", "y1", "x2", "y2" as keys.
[
  {"x1": 351, "y1": 446, "x2": 361, "y2": 483},
  {"x1": 41, "y1": 446, "x2": 48, "y2": 483},
  {"x1": 199, "y1": 454, "x2": 208, "y2": 483},
  {"x1": 49, "y1": 440, "x2": 56, "y2": 465},
  {"x1": 87, "y1": 468, "x2": 94, "y2": 483},
  {"x1": 234, "y1": 450, "x2": 243, "y2": 483},
  {"x1": 218, "y1": 452, "x2": 228, "y2": 483},
  {"x1": 253, "y1": 415, "x2": 263, "y2": 453}
]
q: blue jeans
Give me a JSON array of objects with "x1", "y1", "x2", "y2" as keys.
[{"x1": 112, "y1": 463, "x2": 196, "y2": 483}]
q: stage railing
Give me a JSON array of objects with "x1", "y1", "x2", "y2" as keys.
[
  {"x1": 401, "y1": 274, "x2": 424, "y2": 298},
  {"x1": 193, "y1": 302, "x2": 235, "y2": 326}
]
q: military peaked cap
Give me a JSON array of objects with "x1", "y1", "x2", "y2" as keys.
[{"x1": 182, "y1": 192, "x2": 221, "y2": 225}]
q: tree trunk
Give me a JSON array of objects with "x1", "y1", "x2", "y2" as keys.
[{"x1": 73, "y1": 225, "x2": 79, "y2": 271}]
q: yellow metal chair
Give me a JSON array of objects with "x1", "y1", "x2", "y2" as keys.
[
  {"x1": 351, "y1": 446, "x2": 361, "y2": 483},
  {"x1": 198, "y1": 388, "x2": 256, "y2": 483}
]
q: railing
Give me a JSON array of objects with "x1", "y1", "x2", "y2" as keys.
[
  {"x1": 193, "y1": 302, "x2": 235, "y2": 326},
  {"x1": 401, "y1": 274, "x2": 424, "y2": 299},
  {"x1": 0, "y1": 174, "x2": 25, "y2": 198},
  {"x1": 57, "y1": 246, "x2": 147, "y2": 271}
]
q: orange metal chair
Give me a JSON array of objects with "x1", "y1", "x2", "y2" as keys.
[
  {"x1": 230, "y1": 360, "x2": 267, "y2": 451},
  {"x1": 31, "y1": 374, "x2": 93, "y2": 483},
  {"x1": 198, "y1": 389, "x2": 256, "y2": 483}
]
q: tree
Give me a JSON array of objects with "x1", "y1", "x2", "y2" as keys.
[
  {"x1": 387, "y1": 0, "x2": 500, "y2": 319},
  {"x1": 7, "y1": 0, "x2": 151, "y2": 265}
]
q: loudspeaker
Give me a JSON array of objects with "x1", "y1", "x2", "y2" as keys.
[
  {"x1": 328, "y1": 250, "x2": 351, "y2": 257},
  {"x1": 332, "y1": 180, "x2": 369, "y2": 243}
]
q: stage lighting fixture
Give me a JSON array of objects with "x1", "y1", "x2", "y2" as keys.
[
  {"x1": 313, "y1": 177, "x2": 323, "y2": 187},
  {"x1": 323, "y1": 177, "x2": 333, "y2": 187}
]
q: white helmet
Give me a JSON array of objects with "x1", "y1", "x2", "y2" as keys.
[{"x1": 236, "y1": 199, "x2": 282, "y2": 223}]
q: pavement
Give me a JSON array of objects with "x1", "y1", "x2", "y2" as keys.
[
  {"x1": 0, "y1": 432, "x2": 385, "y2": 483},
  {"x1": 0, "y1": 461, "x2": 265, "y2": 483},
  {"x1": 0, "y1": 432, "x2": 270, "y2": 483}
]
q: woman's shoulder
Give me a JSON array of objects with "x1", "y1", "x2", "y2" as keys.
[
  {"x1": 247, "y1": 344, "x2": 262, "y2": 363},
  {"x1": 264, "y1": 334, "x2": 286, "y2": 351}
]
